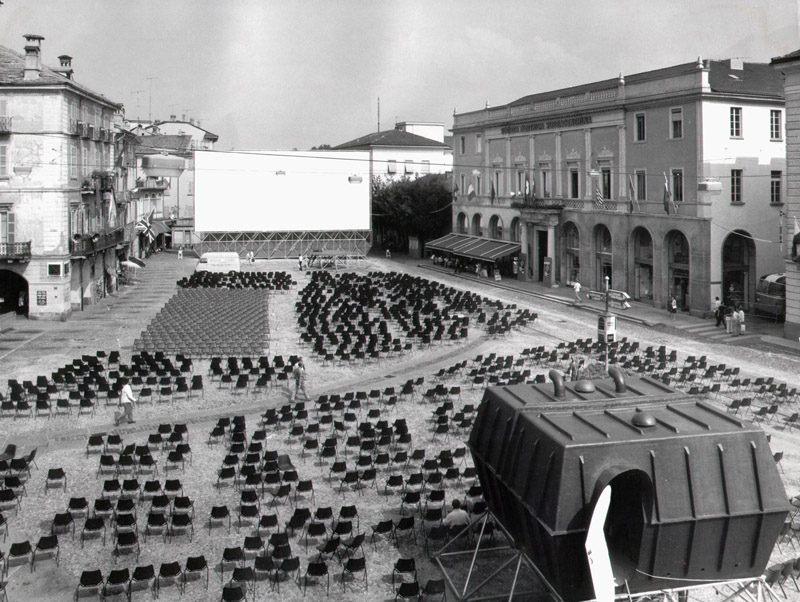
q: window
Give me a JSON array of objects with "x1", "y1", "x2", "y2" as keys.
[
  {"x1": 47, "y1": 263, "x2": 62, "y2": 277},
  {"x1": 475, "y1": 175, "x2": 482, "y2": 195},
  {"x1": 70, "y1": 144, "x2": 77, "y2": 179},
  {"x1": 460, "y1": 174, "x2": 465, "y2": 195},
  {"x1": 421, "y1": 160, "x2": 430, "y2": 174},
  {"x1": 541, "y1": 169, "x2": 550, "y2": 198},
  {"x1": 730, "y1": 107, "x2": 742, "y2": 137},
  {"x1": 671, "y1": 169, "x2": 683, "y2": 203},
  {"x1": 570, "y1": 168, "x2": 579, "y2": 198},
  {"x1": 770, "y1": 110, "x2": 782, "y2": 140},
  {"x1": 387, "y1": 160, "x2": 396, "y2": 174},
  {"x1": 492, "y1": 171, "x2": 501, "y2": 197},
  {"x1": 0, "y1": 144, "x2": 7, "y2": 178},
  {"x1": 517, "y1": 171, "x2": 525, "y2": 195},
  {"x1": 670, "y1": 108, "x2": 683, "y2": 139},
  {"x1": 635, "y1": 171, "x2": 646, "y2": 201},
  {"x1": 459, "y1": 136, "x2": 465, "y2": 154},
  {"x1": 635, "y1": 113, "x2": 646, "y2": 142},
  {"x1": 771, "y1": 171, "x2": 782, "y2": 204},
  {"x1": 0, "y1": 210, "x2": 13, "y2": 244},
  {"x1": 601, "y1": 168, "x2": 611, "y2": 199},
  {"x1": 404, "y1": 160, "x2": 414, "y2": 174},
  {"x1": 731, "y1": 169, "x2": 742, "y2": 203},
  {"x1": 475, "y1": 134, "x2": 482, "y2": 154}
]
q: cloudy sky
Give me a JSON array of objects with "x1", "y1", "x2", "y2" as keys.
[{"x1": 2, "y1": 0, "x2": 798, "y2": 150}]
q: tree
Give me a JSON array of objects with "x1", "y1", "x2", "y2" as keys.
[
  {"x1": 371, "y1": 173, "x2": 452, "y2": 250},
  {"x1": 310, "y1": 144, "x2": 332, "y2": 150}
]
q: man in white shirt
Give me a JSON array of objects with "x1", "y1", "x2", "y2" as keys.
[
  {"x1": 115, "y1": 378, "x2": 137, "y2": 426},
  {"x1": 443, "y1": 499, "x2": 470, "y2": 530}
]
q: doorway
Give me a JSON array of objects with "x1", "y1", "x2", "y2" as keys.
[
  {"x1": 537, "y1": 230, "x2": 548, "y2": 282},
  {"x1": 603, "y1": 471, "x2": 653, "y2": 584}
]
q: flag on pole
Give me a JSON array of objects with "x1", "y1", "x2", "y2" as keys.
[
  {"x1": 524, "y1": 174, "x2": 531, "y2": 202},
  {"x1": 136, "y1": 208, "x2": 156, "y2": 243},
  {"x1": 595, "y1": 185, "x2": 605, "y2": 209},
  {"x1": 490, "y1": 181, "x2": 496, "y2": 205},
  {"x1": 467, "y1": 184, "x2": 476, "y2": 201},
  {"x1": 663, "y1": 173, "x2": 671, "y2": 215},
  {"x1": 452, "y1": 181, "x2": 459, "y2": 198},
  {"x1": 628, "y1": 175, "x2": 639, "y2": 213}
]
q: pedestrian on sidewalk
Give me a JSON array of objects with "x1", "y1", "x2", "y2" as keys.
[
  {"x1": 735, "y1": 305, "x2": 746, "y2": 336},
  {"x1": 292, "y1": 358, "x2": 310, "y2": 400},
  {"x1": 668, "y1": 295, "x2": 678, "y2": 320},
  {"x1": 573, "y1": 280, "x2": 582, "y2": 303},
  {"x1": 177, "y1": 246, "x2": 183, "y2": 260},
  {"x1": 714, "y1": 297, "x2": 725, "y2": 327},
  {"x1": 115, "y1": 378, "x2": 137, "y2": 426}
]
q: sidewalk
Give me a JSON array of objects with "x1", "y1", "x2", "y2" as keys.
[{"x1": 390, "y1": 254, "x2": 800, "y2": 356}]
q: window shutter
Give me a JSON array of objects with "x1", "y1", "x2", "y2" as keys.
[{"x1": 7, "y1": 212, "x2": 14, "y2": 244}]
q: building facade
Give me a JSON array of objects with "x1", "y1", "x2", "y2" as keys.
[
  {"x1": 772, "y1": 51, "x2": 800, "y2": 340},
  {"x1": 452, "y1": 59, "x2": 786, "y2": 316},
  {"x1": 334, "y1": 124, "x2": 452, "y2": 181},
  {"x1": 0, "y1": 35, "x2": 124, "y2": 320}
]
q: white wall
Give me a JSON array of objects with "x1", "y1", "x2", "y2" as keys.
[{"x1": 194, "y1": 150, "x2": 370, "y2": 232}]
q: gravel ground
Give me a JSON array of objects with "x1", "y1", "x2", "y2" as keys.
[{"x1": 2, "y1": 257, "x2": 800, "y2": 602}]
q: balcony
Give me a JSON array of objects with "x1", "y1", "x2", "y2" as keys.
[
  {"x1": 0, "y1": 116, "x2": 11, "y2": 134},
  {"x1": 70, "y1": 227, "x2": 124, "y2": 256},
  {"x1": 0, "y1": 241, "x2": 32, "y2": 262},
  {"x1": 511, "y1": 196, "x2": 623, "y2": 212}
]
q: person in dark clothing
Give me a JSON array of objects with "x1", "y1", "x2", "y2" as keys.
[{"x1": 715, "y1": 299, "x2": 726, "y2": 327}]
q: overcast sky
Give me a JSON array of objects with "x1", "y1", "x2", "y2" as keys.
[{"x1": 2, "y1": 0, "x2": 798, "y2": 150}]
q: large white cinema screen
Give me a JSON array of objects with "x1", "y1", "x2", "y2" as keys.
[{"x1": 194, "y1": 150, "x2": 371, "y2": 232}]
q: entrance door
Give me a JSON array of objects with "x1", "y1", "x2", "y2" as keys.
[
  {"x1": 673, "y1": 269, "x2": 689, "y2": 310},
  {"x1": 537, "y1": 230, "x2": 548, "y2": 282}
]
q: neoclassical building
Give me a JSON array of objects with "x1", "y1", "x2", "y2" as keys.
[{"x1": 451, "y1": 58, "x2": 786, "y2": 316}]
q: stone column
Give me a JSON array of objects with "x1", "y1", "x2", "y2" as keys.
[{"x1": 618, "y1": 125, "x2": 627, "y2": 199}]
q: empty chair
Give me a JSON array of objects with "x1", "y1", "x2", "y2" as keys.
[
  {"x1": 156, "y1": 561, "x2": 182, "y2": 598},
  {"x1": 182, "y1": 555, "x2": 209, "y2": 592}
]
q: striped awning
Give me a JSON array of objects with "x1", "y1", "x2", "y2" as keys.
[{"x1": 426, "y1": 233, "x2": 520, "y2": 261}]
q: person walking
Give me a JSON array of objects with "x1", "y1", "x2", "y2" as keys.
[
  {"x1": 736, "y1": 305, "x2": 746, "y2": 336},
  {"x1": 668, "y1": 295, "x2": 678, "y2": 321},
  {"x1": 115, "y1": 378, "x2": 137, "y2": 426},
  {"x1": 292, "y1": 358, "x2": 310, "y2": 401},
  {"x1": 573, "y1": 280, "x2": 582, "y2": 303},
  {"x1": 177, "y1": 246, "x2": 183, "y2": 260},
  {"x1": 714, "y1": 297, "x2": 725, "y2": 327}
]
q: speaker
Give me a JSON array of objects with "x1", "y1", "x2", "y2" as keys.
[{"x1": 469, "y1": 376, "x2": 789, "y2": 602}]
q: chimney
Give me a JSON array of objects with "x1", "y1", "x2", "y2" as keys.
[
  {"x1": 181, "y1": 113, "x2": 186, "y2": 121},
  {"x1": 56, "y1": 54, "x2": 73, "y2": 80},
  {"x1": 23, "y1": 34, "x2": 45, "y2": 81},
  {"x1": 170, "y1": 114, "x2": 177, "y2": 121},
  {"x1": 189, "y1": 117, "x2": 195, "y2": 125},
  {"x1": 728, "y1": 58, "x2": 744, "y2": 70}
]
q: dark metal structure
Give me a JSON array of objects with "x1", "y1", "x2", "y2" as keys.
[{"x1": 468, "y1": 372, "x2": 789, "y2": 602}]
